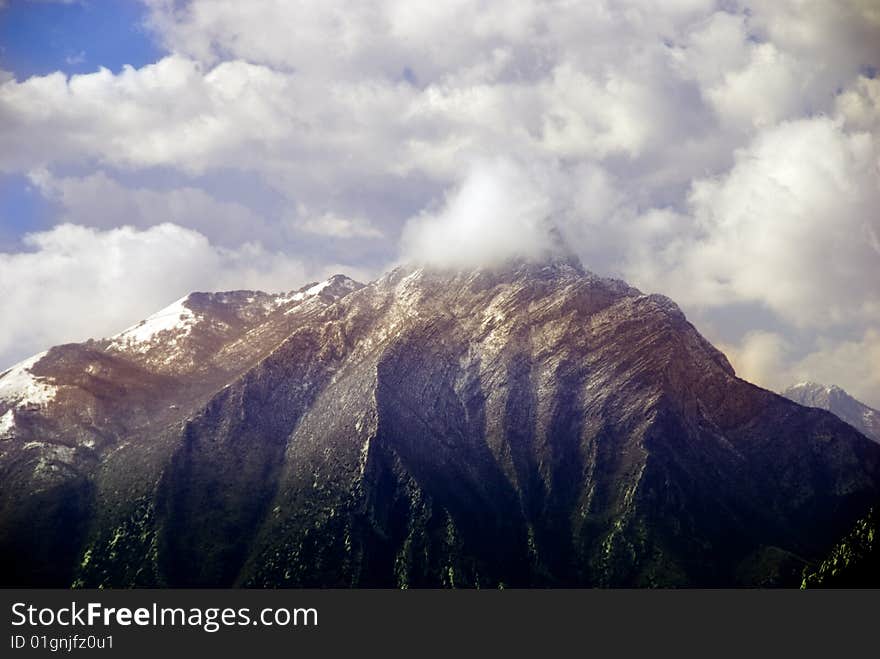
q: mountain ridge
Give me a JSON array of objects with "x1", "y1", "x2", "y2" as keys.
[
  {"x1": 782, "y1": 381, "x2": 880, "y2": 444},
  {"x1": 1, "y1": 258, "x2": 878, "y2": 587}
]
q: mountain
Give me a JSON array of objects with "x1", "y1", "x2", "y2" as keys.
[
  {"x1": 1, "y1": 258, "x2": 878, "y2": 587},
  {"x1": 782, "y1": 382, "x2": 880, "y2": 443}
]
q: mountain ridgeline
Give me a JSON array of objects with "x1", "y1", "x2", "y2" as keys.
[
  {"x1": 782, "y1": 381, "x2": 880, "y2": 444},
  {"x1": 1, "y1": 258, "x2": 878, "y2": 587}
]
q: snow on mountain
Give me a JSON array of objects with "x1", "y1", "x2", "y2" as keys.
[
  {"x1": 273, "y1": 276, "x2": 361, "y2": 313},
  {"x1": 108, "y1": 277, "x2": 363, "y2": 357},
  {"x1": 0, "y1": 351, "x2": 58, "y2": 409},
  {"x1": 782, "y1": 381, "x2": 880, "y2": 443},
  {"x1": 109, "y1": 296, "x2": 200, "y2": 353},
  {"x1": 303, "y1": 279, "x2": 332, "y2": 297},
  {"x1": 0, "y1": 409, "x2": 14, "y2": 438},
  {"x1": 0, "y1": 275, "x2": 366, "y2": 438},
  {"x1": 0, "y1": 260, "x2": 878, "y2": 588},
  {"x1": 277, "y1": 278, "x2": 331, "y2": 305}
]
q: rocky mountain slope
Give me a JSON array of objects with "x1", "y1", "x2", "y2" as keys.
[
  {"x1": 1, "y1": 258, "x2": 878, "y2": 587},
  {"x1": 782, "y1": 382, "x2": 880, "y2": 443},
  {"x1": 801, "y1": 506, "x2": 879, "y2": 587}
]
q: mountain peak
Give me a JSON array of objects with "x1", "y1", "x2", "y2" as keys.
[
  {"x1": 783, "y1": 381, "x2": 880, "y2": 443},
  {"x1": 789, "y1": 381, "x2": 844, "y2": 393},
  {"x1": 2, "y1": 262, "x2": 879, "y2": 587}
]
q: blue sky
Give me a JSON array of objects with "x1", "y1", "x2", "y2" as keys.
[
  {"x1": 0, "y1": 0, "x2": 163, "y2": 79},
  {"x1": 0, "y1": 173, "x2": 52, "y2": 250},
  {"x1": 0, "y1": 0, "x2": 165, "y2": 248}
]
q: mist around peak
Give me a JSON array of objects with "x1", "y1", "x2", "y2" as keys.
[{"x1": 399, "y1": 158, "x2": 573, "y2": 270}]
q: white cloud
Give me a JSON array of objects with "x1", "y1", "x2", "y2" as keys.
[
  {"x1": 836, "y1": 75, "x2": 880, "y2": 133},
  {"x1": 539, "y1": 63, "x2": 664, "y2": 159},
  {"x1": 297, "y1": 211, "x2": 384, "y2": 239},
  {"x1": 144, "y1": 0, "x2": 544, "y2": 82},
  {"x1": 718, "y1": 331, "x2": 793, "y2": 394},
  {"x1": 28, "y1": 169, "x2": 273, "y2": 246},
  {"x1": 0, "y1": 0, "x2": 879, "y2": 404},
  {"x1": 721, "y1": 329, "x2": 880, "y2": 410},
  {"x1": 790, "y1": 330, "x2": 880, "y2": 408},
  {"x1": 0, "y1": 223, "x2": 310, "y2": 369},
  {"x1": 627, "y1": 117, "x2": 880, "y2": 329},
  {"x1": 706, "y1": 42, "x2": 803, "y2": 130},
  {"x1": 64, "y1": 51, "x2": 86, "y2": 66},
  {"x1": 400, "y1": 158, "x2": 557, "y2": 268},
  {"x1": 0, "y1": 56, "x2": 302, "y2": 174},
  {"x1": 746, "y1": 0, "x2": 880, "y2": 87},
  {"x1": 671, "y1": 11, "x2": 751, "y2": 87}
]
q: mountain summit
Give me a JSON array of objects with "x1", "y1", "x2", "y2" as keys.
[
  {"x1": 1, "y1": 259, "x2": 878, "y2": 587},
  {"x1": 782, "y1": 382, "x2": 880, "y2": 444}
]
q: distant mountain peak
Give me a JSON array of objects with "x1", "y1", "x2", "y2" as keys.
[
  {"x1": 277, "y1": 274, "x2": 363, "y2": 304},
  {"x1": 0, "y1": 351, "x2": 57, "y2": 411},
  {"x1": 789, "y1": 381, "x2": 844, "y2": 394},
  {"x1": 783, "y1": 381, "x2": 880, "y2": 443}
]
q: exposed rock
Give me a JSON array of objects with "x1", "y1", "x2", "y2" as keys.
[
  {"x1": 802, "y1": 507, "x2": 879, "y2": 588},
  {"x1": 1, "y1": 260, "x2": 877, "y2": 587},
  {"x1": 783, "y1": 381, "x2": 880, "y2": 443}
]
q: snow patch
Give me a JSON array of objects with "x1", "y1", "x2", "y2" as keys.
[
  {"x1": 398, "y1": 268, "x2": 424, "y2": 288},
  {"x1": 277, "y1": 279, "x2": 332, "y2": 311},
  {"x1": 0, "y1": 409, "x2": 14, "y2": 437},
  {"x1": 0, "y1": 351, "x2": 58, "y2": 408},
  {"x1": 306, "y1": 279, "x2": 332, "y2": 296},
  {"x1": 275, "y1": 276, "x2": 359, "y2": 309},
  {"x1": 111, "y1": 296, "x2": 199, "y2": 352}
]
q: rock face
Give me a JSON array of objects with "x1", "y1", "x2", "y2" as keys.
[
  {"x1": 782, "y1": 382, "x2": 880, "y2": 444},
  {"x1": 802, "y1": 507, "x2": 879, "y2": 588},
  {"x1": 1, "y1": 259, "x2": 879, "y2": 587}
]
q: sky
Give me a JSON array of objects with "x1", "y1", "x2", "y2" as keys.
[{"x1": 0, "y1": 0, "x2": 879, "y2": 407}]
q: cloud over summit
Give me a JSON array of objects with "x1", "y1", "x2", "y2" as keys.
[{"x1": 400, "y1": 158, "x2": 559, "y2": 268}]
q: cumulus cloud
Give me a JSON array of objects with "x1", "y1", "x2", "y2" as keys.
[
  {"x1": 0, "y1": 0, "x2": 879, "y2": 404},
  {"x1": 718, "y1": 331, "x2": 793, "y2": 394},
  {"x1": 28, "y1": 169, "x2": 274, "y2": 246},
  {"x1": 790, "y1": 330, "x2": 880, "y2": 408},
  {"x1": 721, "y1": 329, "x2": 880, "y2": 409},
  {"x1": 705, "y1": 43, "x2": 803, "y2": 130},
  {"x1": 400, "y1": 158, "x2": 558, "y2": 268},
  {"x1": 0, "y1": 56, "x2": 301, "y2": 174},
  {"x1": 0, "y1": 223, "x2": 310, "y2": 367},
  {"x1": 296, "y1": 211, "x2": 384, "y2": 239},
  {"x1": 836, "y1": 75, "x2": 880, "y2": 133},
  {"x1": 626, "y1": 117, "x2": 880, "y2": 328}
]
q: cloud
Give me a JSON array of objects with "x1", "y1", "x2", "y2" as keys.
[
  {"x1": 0, "y1": 0, "x2": 879, "y2": 403},
  {"x1": 718, "y1": 331, "x2": 793, "y2": 394},
  {"x1": 27, "y1": 169, "x2": 275, "y2": 247},
  {"x1": 64, "y1": 51, "x2": 86, "y2": 66},
  {"x1": 400, "y1": 158, "x2": 558, "y2": 268},
  {"x1": 0, "y1": 223, "x2": 310, "y2": 368},
  {"x1": 626, "y1": 117, "x2": 880, "y2": 329},
  {"x1": 705, "y1": 42, "x2": 803, "y2": 130},
  {"x1": 836, "y1": 75, "x2": 880, "y2": 133},
  {"x1": 790, "y1": 330, "x2": 880, "y2": 408},
  {"x1": 721, "y1": 329, "x2": 880, "y2": 409},
  {"x1": 297, "y1": 211, "x2": 384, "y2": 239},
  {"x1": 2, "y1": 2, "x2": 875, "y2": 224},
  {"x1": 0, "y1": 56, "x2": 300, "y2": 174}
]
